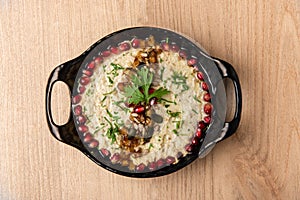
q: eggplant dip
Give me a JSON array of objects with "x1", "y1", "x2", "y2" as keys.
[{"x1": 73, "y1": 36, "x2": 212, "y2": 171}]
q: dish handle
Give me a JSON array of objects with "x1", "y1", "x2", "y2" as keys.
[
  {"x1": 45, "y1": 58, "x2": 84, "y2": 150},
  {"x1": 214, "y1": 58, "x2": 242, "y2": 141}
]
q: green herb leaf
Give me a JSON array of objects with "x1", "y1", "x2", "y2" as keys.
[
  {"x1": 167, "y1": 110, "x2": 181, "y2": 118},
  {"x1": 123, "y1": 67, "x2": 170, "y2": 104}
]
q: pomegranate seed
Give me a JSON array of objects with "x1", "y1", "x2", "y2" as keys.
[
  {"x1": 166, "y1": 156, "x2": 176, "y2": 165},
  {"x1": 78, "y1": 86, "x2": 86, "y2": 94},
  {"x1": 78, "y1": 125, "x2": 88, "y2": 133},
  {"x1": 185, "y1": 144, "x2": 193, "y2": 152},
  {"x1": 83, "y1": 132, "x2": 92, "y2": 143},
  {"x1": 82, "y1": 69, "x2": 93, "y2": 77},
  {"x1": 119, "y1": 42, "x2": 130, "y2": 51},
  {"x1": 134, "y1": 106, "x2": 145, "y2": 113},
  {"x1": 87, "y1": 61, "x2": 95, "y2": 69},
  {"x1": 187, "y1": 58, "x2": 197, "y2": 66},
  {"x1": 195, "y1": 128, "x2": 202, "y2": 138},
  {"x1": 204, "y1": 103, "x2": 212, "y2": 114},
  {"x1": 192, "y1": 137, "x2": 199, "y2": 145},
  {"x1": 198, "y1": 121, "x2": 206, "y2": 129},
  {"x1": 202, "y1": 82, "x2": 208, "y2": 91},
  {"x1": 161, "y1": 42, "x2": 170, "y2": 51},
  {"x1": 131, "y1": 38, "x2": 140, "y2": 48},
  {"x1": 136, "y1": 163, "x2": 146, "y2": 172},
  {"x1": 197, "y1": 72, "x2": 204, "y2": 81},
  {"x1": 88, "y1": 139, "x2": 99, "y2": 148},
  {"x1": 101, "y1": 50, "x2": 111, "y2": 57},
  {"x1": 176, "y1": 152, "x2": 183, "y2": 159},
  {"x1": 148, "y1": 88, "x2": 155, "y2": 94},
  {"x1": 179, "y1": 50, "x2": 187, "y2": 58},
  {"x1": 203, "y1": 93, "x2": 211, "y2": 102},
  {"x1": 149, "y1": 97, "x2": 157, "y2": 106},
  {"x1": 110, "y1": 46, "x2": 119, "y2": 54},
  {"x1": 148, "y1": 162, "x2": 157, "y2": 171},
  {"x1": 74, "y1": 105, "x2": 82, "y2": 116},
  {"x1": 100, "y1": 148, "x2": 111, "y2": 157},
  {"x1": 111, "y1": 153, "x2": 120, "y2": 163},
  {"x1": 80, "y1": 77, "x2": 90, "y2": 85},
  {"x1": 204, "y1": 116, "x2": 211, "y2": 124},
  {"x1": 94, "y1": 56, "x2": 103, "y2": 64},
  {"x1": 157, "y1": 159, "x2": 165, "y2": 168},
  {"x1": 125, "y1": 102, "x2": 135, "y2": 108},
  {"x1": 72, "y1": 95, "x2": 81, "y2": 104},
  {"x1": 170, "y1": 44, "x2": 179, "y2": 52},
  {"x1": 76, "y1": 115, "x2": 87, "y2": 124}
]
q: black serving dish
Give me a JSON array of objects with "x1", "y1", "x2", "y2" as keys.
[{"x1": 46, "y1": 27, "x2": 242, "y2": 178}]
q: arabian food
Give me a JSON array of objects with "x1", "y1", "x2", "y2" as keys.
[{"x1": 72, "y1": 36, "x2": 212, "y2": 172}]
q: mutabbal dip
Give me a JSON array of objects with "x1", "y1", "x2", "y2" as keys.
[{"x1": 72, "y1": 36, "x2": 212, "y2": 172}]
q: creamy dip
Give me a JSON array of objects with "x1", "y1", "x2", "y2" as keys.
[{"x1": 78, "y1": 40, "x2": 209, "y2": 168}]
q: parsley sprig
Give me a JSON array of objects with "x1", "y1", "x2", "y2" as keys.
[{"x1": 124, "y1": 68, "x2": 170, "y2": 104}]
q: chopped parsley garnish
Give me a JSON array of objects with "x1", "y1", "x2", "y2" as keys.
[
  {"x1": 123, "y1": 68, "x2": 170, "y2": 104},
  {"x1": 103, "y1": 89, "x2": 116, "y2": 96},
  {"x1": 171, "y1": 71, "x2": 190, "y2": 92},
  {"x1": 167, "y1": 110, "x2": 181, "y2": 118},
  {"x1": 110, "y1": 63, "x2": 124, "y2": 70},
  {"x1": 192, "y1": 109, "x2": 199, "y2": 114},
  {"x1": 172, "y1": 129, "x2": 179, "y2": 135},
  {"x1": 193, "y1": 95, "x2": 201, "y2": 103},
  {"x1": 148, "y1": 143, "x2": 154, "y2": 150},
  {"x1": 113, "y1": 100, "x2": 130, "y2": 113},
  {"x1": 104, "y1": 116, "x2": 118, "y2": 144}
]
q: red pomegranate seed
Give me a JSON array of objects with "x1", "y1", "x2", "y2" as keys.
[
  {"x1": 101, "y1": 50, "x2": 111, "y2": 57},
  {"x1": 78, "y1": 125, "x2": 88, "y2": 133},
  {"x1": 87, "y1": 61, "x2": 95, "y2": 69},
  {"x1": 203, "y1": 93, "x2": 211, "y2": 102},
  {"x1": 197, "y1": 72, "x2": 204, "y2": 81},
  {"x1": 78, "y1": 86, "x2": 86, "y2": 94},
  {"x1": 82, "y1": 69, "x2": 93, "y2": 77},
  {"x1": 88, "y1": 139, "x2": 99, "y2": 148},
  {"x1": 131, "y1": 38, "x2": 140, "y2": 48},
  {"x1": 148, "y1": 162, "x2": 157, "y2": 171},
  {"x1": 72, "y1": 95, "x2": 81, "y2": 104},
  {"x1": 119, "y1": 42, "x2": 130, "y2": 51},
  {"x1": 187, "y1": 58, "x2": 197, "y2": 66},
  {"x1": 94, "y1": 56, "x2": 103, "y2": 64},
  {"x1": 148, "y1": 88, "x2": 155, "y2": 95},
  {"x1": 125, "y1": 102, "x2": 135, "y2": 108},
  {"x1": 83, "y1": 132, "x2": 92, "y2": 143},
  {"x1": 185, "y1": 144, "x2": 193, "y2": 152},
  {"x1": 195, "y1": 128, "x2": 202, "y2": 138},
  {"x1": 76, "y1": 115, "x2": 87, "y2": 124},
  {"x1": 170, "y1": 44, "x2": 179, "y2": 52},
  {"x1": 161, "y1": 42, "x2": 170, "y2": 51},
  {"x1": 198, "y1": 121, "x2": 206, "y2": 129},
  {"x1": 202, "y1": 82, "x2": 208, "y2": 91},
  {"x1": 134, "y1": 106, "x2": 145, "y2": 113},
  {"x1": 179, "y1": 50, "x2": 187, "y2": 58},
  {"x1": 100, "y1": 148, "x2": 111, "y2": 157},
  {"x1": 192, "y1": 137, "x2": 199, "y2": 145},
  {"x1": 204, "y1": 103, "x2": 212, "y2": 114},
  {"x1": 80, "y1": 77, "x2": 90, "y2": 85},
  {"x1": 156, "y1": 159, "x2": 165, "y2": 168},
  {"x1": 74, "y1": 105, "x2": 82, "y2": 116},
  {"x1": 111, "y1": 153, "x2": 120, "y2": 163},
  {"x1": 204, "y1": 116, "x2": 211, "y2": 124},
  {"x1": 166, "y1": 156, "x2": 176, "y2": 165},
  {"x1": 149, "y1": 97, "x2": 157, "y2": 106},
  {"x1": 136, "y1": 163, "x2": 146, "y2": 172},
  {"x1": 110, "y1": 46, "x2": 119, "y2": 54}
]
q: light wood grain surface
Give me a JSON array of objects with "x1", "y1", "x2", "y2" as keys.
[{"x1": 0, "y1": 0, "x2": 299, "y2": 199}]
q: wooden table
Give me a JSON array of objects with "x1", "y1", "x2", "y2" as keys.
[{"x1": 0, "y1": 1, "x2": 299, "y2": 199}]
